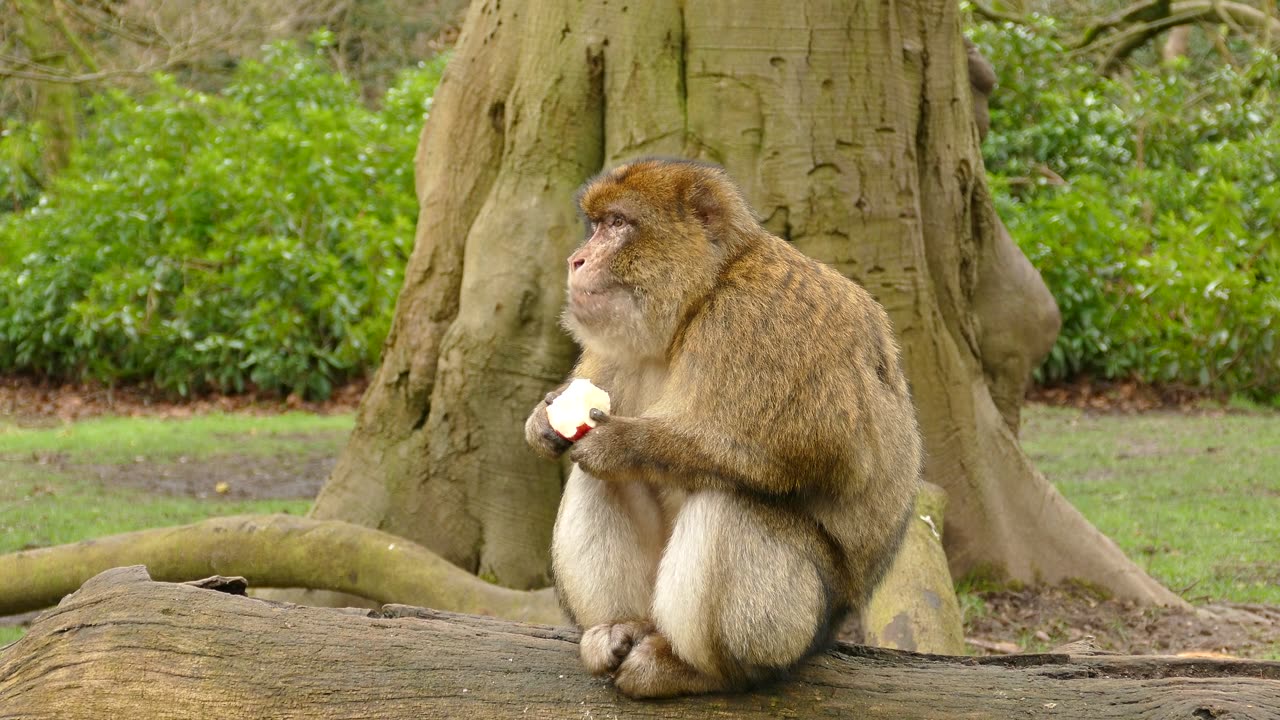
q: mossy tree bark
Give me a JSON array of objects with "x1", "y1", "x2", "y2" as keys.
[
  {"x1": 310, "y1": 0, "x2": 1181, "y2": 604},
  {"x1": 13, "y1": 0, "x2": 78, "y2": 175}
]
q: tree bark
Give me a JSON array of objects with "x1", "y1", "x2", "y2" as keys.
[
  {"x1": 14, "y1": 0, "x2": 78, "y2": 174},
  {"x1": 308, "y1": 0, "x2": 601, "y2": 590},
  {"x1": 307, "y1": 0, "x2": 1181, "y2": 604},
  {"x1": 964, "y1": 40, "x2": 1061, "y2": 433},
  {"x1": 2, "y1": 567, "x2": 1276, "y2": 720}
]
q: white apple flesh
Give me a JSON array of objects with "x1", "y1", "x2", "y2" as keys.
[{"x1": 547, "y1": 379, "x2": 612, "y2": 442}]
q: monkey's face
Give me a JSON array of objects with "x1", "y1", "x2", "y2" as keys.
[
  {"x1": 562, "y1": 206, "x2": 671, "y2": 360},
  {"x1": 564, "y1": 161, "x2": 726, "y2": 360},
  {"x1": 565, "y1": 210, "x2": 638, "y2": 327}
]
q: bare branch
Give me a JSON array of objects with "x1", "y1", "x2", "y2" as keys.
[
  {"x1": 56, "y1": 0, "x2": 160, "y2": 47},
  {"x1": 49, "y1": 0, "x2": 100, "y2": 72},
  {"x1": 1078, "y1": 1, "x2": 1280, "y2": 74},
  {"x1": 968, "y1": 1, "x2": 1030, "y2": 25},
  {"x1": 0, "y1": 65, "x2": 161, "y2": 83},
  {"x1": 0, "y1": 0, "x2": 288, "y2": 86}
]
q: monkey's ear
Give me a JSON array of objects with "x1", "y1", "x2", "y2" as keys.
[{"x1": 683, "y1": 177, "x2": 731, "y2": 242}]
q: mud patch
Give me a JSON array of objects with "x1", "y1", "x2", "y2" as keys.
[
  {"x1": 83, "y1": 453, "x2": 334, "y2": 499},
  {"x1": 963, "y1": 586, "x2": 1280, "y2": 660}
]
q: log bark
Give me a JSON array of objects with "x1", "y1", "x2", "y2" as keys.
[{"x1": 2, "y1": 567, "x2": 1276, "y2": 719}]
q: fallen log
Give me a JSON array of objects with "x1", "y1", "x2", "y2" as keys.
[{"x1": 1, "y1": 566, "x2": 1277, "y2": 719}]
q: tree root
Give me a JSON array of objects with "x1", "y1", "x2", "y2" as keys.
[{"x1": 0, "y1": 513, "x2": 562, "y2": 623}]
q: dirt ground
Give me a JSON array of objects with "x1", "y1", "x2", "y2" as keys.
[
  {"x1": 4, "y1": 375, "x2": 1278, "y2": 658},
  {"x1": 0, "y1": 376, "x2": 366, "y2": 422},
  {"x1": 24, "y1": 450, "x2": 335, "y2": 500},
  {"x1": 961, "y1": 586, "x2": 1280, "y2": 660}
]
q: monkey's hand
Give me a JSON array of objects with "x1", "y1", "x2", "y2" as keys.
[
  {"x1": 568, "y1": 409, "x2": 646, "y2": 483},
  {"x1": 525, "y1": 391, "x2": 573, "y2": 460}
]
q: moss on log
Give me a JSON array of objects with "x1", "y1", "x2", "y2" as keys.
[{"x1": 862, "y1": 482, "x2": 965, "y2": 654}]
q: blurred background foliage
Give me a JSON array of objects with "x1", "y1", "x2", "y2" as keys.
[
  {"x1": 969, "y1": 1, "x2": 1279, "y2": 404},
  {"x1": 0, "y1": 0, "x2": 1276, "y2": 402},
  {"x1": 0, "y1": 39, "x2": 445, "y2": 399},
  {"x1": 0, "y1": 1, "x2": 459, "y2": 399}
]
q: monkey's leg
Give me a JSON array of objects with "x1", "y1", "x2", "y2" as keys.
[
  {"x1": 615, "y1": 491, "x2": 840, "y2": 699},
  {"x1": 552, "y1": 466, "x2": 665, "y2": 675}
]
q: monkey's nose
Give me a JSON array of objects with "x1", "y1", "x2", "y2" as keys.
[{"x1": 570, "y1": 257, "x2": 586, "y2": 272}]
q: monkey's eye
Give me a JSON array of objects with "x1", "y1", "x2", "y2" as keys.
[{"x1": 610, "y1": 215, "x2": 627, "y2": 229}]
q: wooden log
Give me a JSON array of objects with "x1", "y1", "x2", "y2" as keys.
[{"x1": 1, "y1": 566, "x2": 1277, "y2": 719}]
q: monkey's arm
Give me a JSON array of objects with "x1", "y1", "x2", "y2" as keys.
[{"x1": 568, "y1": 413, "x2": 815, "y2": 496}]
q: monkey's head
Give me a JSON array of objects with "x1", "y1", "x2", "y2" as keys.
[{"x1": 564, "y1": 158, "x2": 757, "y2": 360}]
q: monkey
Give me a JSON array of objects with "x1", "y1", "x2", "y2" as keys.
[
  {"x1": 525, "y1": 158, "x2": 922, "y2": 699},
  {"x1": 964, "y1": 37, "x2": 997, "y2": 142}
]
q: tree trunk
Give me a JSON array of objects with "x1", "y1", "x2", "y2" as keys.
[
  {"x1": 1162, "y1": 24, "x2": 1193, "y2": 63},
  {"x1": 4, "y1": 568, "x2": 1276, "y2": 719},
  {"x1": 309, "y1": 0, "x2": 1181, "y2": 604},
  {"x1": 15, "y1": 0, "x2": 77, "y2": 175}
]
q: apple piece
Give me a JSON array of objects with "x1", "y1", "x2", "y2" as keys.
[{"x1": 547, "y1": 379, "x2": 612, "y2": 441}]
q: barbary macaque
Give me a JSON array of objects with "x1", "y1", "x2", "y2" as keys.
[
  {"x1": 525, "y1": 158, "x2": 922, "y2": 698},
  {"x1": 965, "y1": 37, "x2": 997, "y2": 141}
]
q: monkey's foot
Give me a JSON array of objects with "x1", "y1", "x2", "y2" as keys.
[
  {"x1": 613, "y1": 633, "x2": 726, "y2": 698},
  {"x1": 580, "y1": 621, "x2": 653, "y2": 676}
]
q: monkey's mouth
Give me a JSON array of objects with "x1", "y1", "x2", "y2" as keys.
[{"x1": 567, "y1": 285, "x2": 630, "y2": 322}]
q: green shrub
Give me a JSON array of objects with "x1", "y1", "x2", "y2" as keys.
[
  {"x1": 0, "y1": 41, "x2": 446, "y2": 399},
  {"x1": 971, "y1": 19, "x2": 1280, "y2": 402}
]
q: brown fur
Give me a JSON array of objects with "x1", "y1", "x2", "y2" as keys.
[
  {"x1": 525, "y1": 158, "x2": 922, "y2": 698},
  {"x1": 965, "y1": 38, "x2": 997, "y2": 141}
]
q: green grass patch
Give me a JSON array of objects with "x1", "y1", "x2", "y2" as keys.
[
  {"x1": 0, "y1": 412, "x2": 352, "y2": 554},
  {"x1": 0, "y1": 412, "x2": 352, "y2": 464},
  {"x1": 0, "y1": 463, "x2": 311, "y2": 554},
  {"x1": 1021, "y1": 404, "x2": 1280, "y2": 605},
  {"x1": 0, "y1": 627, "x2": 22, "y2": 646},
  {"x1": 0, "y1": 412, "x2": 355, "y2": 644}
]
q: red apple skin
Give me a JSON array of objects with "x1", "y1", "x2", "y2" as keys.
[{"x1": 559, "y1": 423, "x2": 592, "y2": 442}]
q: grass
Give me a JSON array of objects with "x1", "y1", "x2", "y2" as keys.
[
  {"x1": 1021, "y1": 404, "x2": 1280, "y2": 605},
  {"x1": 0, "y1": 463, "x2": 313, "y2": 553},
  {"x1": 0, "y1": 413, "x2": 353, "y2": 464},
  {"x1": 0, "y1": 413, "x2": 351, "y2": 556}
]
